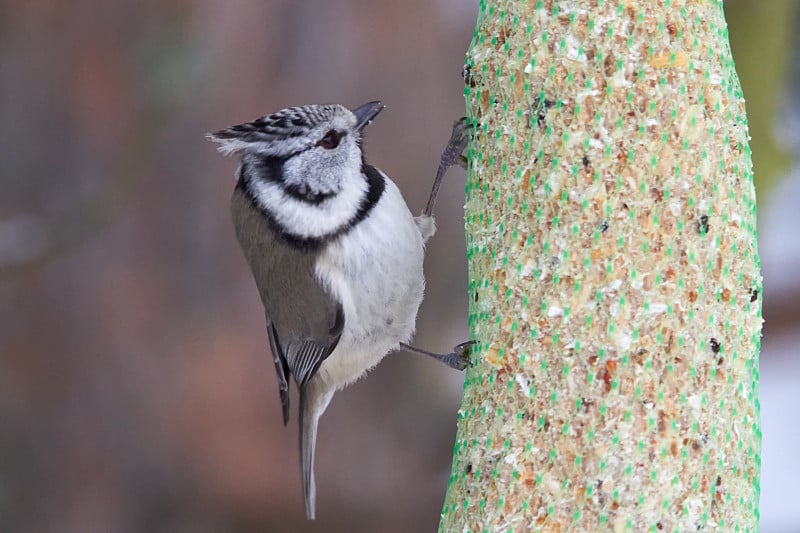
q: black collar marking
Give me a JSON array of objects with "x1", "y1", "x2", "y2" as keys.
[{"x1": 239, "y1": 159, "x2": 386, "y2": 251}]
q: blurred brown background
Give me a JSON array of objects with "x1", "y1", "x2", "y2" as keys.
[{"x1": 1, "y1": 1, "x2": 798, "y2": 532}]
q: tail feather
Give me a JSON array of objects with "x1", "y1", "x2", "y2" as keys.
[{"x1": 299, "y1": 383, "x2": 334, "y2": 520}]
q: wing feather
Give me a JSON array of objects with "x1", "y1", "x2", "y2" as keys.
[{"x1": 267, "y1": 322, "x2": 291, "y2": 425}]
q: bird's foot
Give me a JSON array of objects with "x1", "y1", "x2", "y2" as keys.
[
  {"x1": 440, "y1": 117, "x2": 471, "y2": 170},
  {"x1": 400, "y1": 340, "x2": 475, "y2": 371}
]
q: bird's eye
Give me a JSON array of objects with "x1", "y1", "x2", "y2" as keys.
[{"x1": 319, "y1": 130, "x2": 341, "y2": 150}]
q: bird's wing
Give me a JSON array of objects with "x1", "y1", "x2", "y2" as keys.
[{"x1": 231, "y1": 186, "x2": 343, "y2": 422}]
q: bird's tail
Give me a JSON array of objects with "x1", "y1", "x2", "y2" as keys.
[{"x1": 299, "y1": 382, "x2": 334, "y2": 520}]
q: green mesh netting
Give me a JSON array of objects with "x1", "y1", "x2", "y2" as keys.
[{"x1": 440, "y1": 1, "x2": 762, "y2": 532}]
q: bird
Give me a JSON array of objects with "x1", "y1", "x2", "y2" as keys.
[{"x1": 207, "y1": 101, "x2": 472, "y2": 519}]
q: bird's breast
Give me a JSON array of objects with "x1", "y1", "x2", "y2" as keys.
[{"x1": 313, "y1": 178, "x2": 427, "y2": 388}]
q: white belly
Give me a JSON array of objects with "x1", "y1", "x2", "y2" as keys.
[{"x1": 313, "y1": 178, "x2": 426, "y2": 389}]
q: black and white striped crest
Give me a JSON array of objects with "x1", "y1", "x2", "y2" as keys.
[{"x1": 207, "y1": 104, "x2": 348, "y2": 157}]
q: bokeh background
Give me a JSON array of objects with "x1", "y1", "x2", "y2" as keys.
[{"x1": 1, "y1": 2, "x2": 798, "y2": 532}]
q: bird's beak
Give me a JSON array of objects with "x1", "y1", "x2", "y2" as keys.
[{"x1": 352, "y1": 101, "x2": 385, "y2": 131}]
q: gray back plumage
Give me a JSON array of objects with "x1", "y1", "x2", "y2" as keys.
[{"x1": 230, "y1": 186, "x2": 343, "y2": 420}]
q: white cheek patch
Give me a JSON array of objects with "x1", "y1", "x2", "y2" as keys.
[
  {"x1": 249, "y1": 171, "x2": 367, "y2": 239},
  {"x1": 281, "y1": 148, "x2": 345, "y2": 193}
]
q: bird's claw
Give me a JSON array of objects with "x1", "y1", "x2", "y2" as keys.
[
  {"x1": 442, "y1": 340, "x2": 477, "y2": 371},
  {"x1": 439, "y1": 117, "x2": 472, "y2": 170}
]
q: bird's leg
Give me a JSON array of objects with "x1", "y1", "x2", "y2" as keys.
[
  {"x1": 413, "y1": 120, "x2": 475, "y2": 370},
  {"x1": 400, "y1": 341, "x2": 475, "y2": 371},
  {"x1": 423, "y1": 118, "x2": 471, "y2": 217}
]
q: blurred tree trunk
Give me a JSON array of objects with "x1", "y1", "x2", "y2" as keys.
[{"x1": 440, "y1": 1, "x2": 762, "y2": 532}]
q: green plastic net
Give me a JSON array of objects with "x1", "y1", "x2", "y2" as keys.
[{"x1": 440, "y1": 1, "x2": 762, "y2": 531}]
